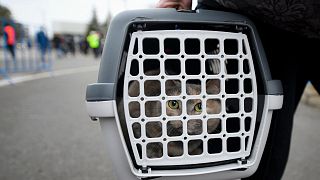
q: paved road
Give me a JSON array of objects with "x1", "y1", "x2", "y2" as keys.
[
  {"x1": 283, "y1": 103, "x2": 320, "y2": 180},
  {"x1": 0, "y1": 70, "x2": 116, "y2": 180},
  {"x1": 0, "y1": 66, "x2": 319, "y2": 180}
]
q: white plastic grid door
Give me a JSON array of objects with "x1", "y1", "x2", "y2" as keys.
[{"x1": 122, "y1": 30, "x2": 258, "y2": 167}]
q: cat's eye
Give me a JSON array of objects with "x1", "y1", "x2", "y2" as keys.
[
  {"x1": 194, "y1": 103, "x2": 202, "y2": 112},
  {"x1": 168, "y1": 100, "x2": 179, "y2": 109}
]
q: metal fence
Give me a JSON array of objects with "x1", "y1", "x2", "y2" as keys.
[
  {"x1": 0, "y1": 19, "x2": 53, "y2": 81},
  {"x1": 0, "y1": 44, "x2": 53, "y2": 79}
]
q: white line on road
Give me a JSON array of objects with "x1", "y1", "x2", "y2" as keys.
[{"x1": 0, "y1": 66, "x2": 99, "y2": 87}]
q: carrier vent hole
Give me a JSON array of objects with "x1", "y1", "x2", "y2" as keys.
[
  {"x1": 143, "y1": 38, "x2": 159, "y2": 54},
  {"x1": 206, "y1": 99, "x2": 221, "y2": 114},
  {"x1": 132, "y1": 123, "x2": 141, "y2": 138},
  {"x1": 207, "y1": 118, "x2": 221, "y2": 134},
  {"x1": 147, "y1": 142, "x2": 163, "y2": 158},
  {"x1": 165, "y1": 80, "x2": 181, "y2": 96},
  {"x1": 225, "y1": 59, "x2": 238, "y2": 74},
  {"x1": 167, "y1": 120, "x2": 183, "y2": 137},
  {"x1": 168, "y1": 141, "x2": 183, "y2": 157},
  {"x1": 164, "y1": 38, "x2": 180, "y2": 55},
  {"x1": 244, "y1": 98, "x2": 253, "y2": 112},
  {"x1": 128, "y1": 81, "x2": 139, "y2": 97},
  {"x1": 187, "y1": 119, "x2": 202, "y2": 135},
  {"x1": 205, "y1": 59, "x2": 220, "y2": 75},
  {"x1": 144, "y1": 80, "x2": 161, "y2": 96},
  {"x1": 166, "y1": 100, "x2": 182, "y2": 116},
  {"x1": 225, "y1": 79, "x2": 239, "y2": 94},
  {"x1": 243, "y1": 59, "x2": 250, "y2": 74},
  {"x1": 136, "y1": 144, "x2": 142, "y2": 159},
  {"x1": 224, "y1": 39, "x2": 238, "y2": 55},
  {"x1": 185, "y1": 38, "x2": 200, "y2": 54},
  {"x1": 146, "y1": 121, "x2": 162, "y2": 138},
  {"x1": 244, "y1": 79, "x2": 253, "y2": 93},
  {"x1": 206, "y1": 79, "x2": 220, "y2": 95},
  {"x1": 208, "y1": 138, "x2": 222, "y2": 154},
  {"x1": 188, "y1": 140, "x2": 203, "y2": 155},
  {"x1": 226, "y1": 98, "x2": 240, "y2": 113},
  {"x1": 145, "y1": 101, "x2": 161, "y2": 117},
  {"x1": 130, "y1": 60, "x2": 139, "y2": 76},
  {"x1": 133, "y1": 38, "x2": 138, "y2": 54},
  {"x1": 242, "y1": 39, "x2": 247, "y2": 55},
  {"x1": 186, "y1": 80, "x2": 201, "y2": 95},
  {"x1": 245, "y1": 117, "x2": 251, "y2": 132},
  {"x1": 129, "y1": 101, "x2": 140, "y2": 118},
  {"x1": 187, "y1": 99, "x2": 202, "y2": 115},
  {"x1": 186, "y1": 59, "x2": 201, "y2": 75},
  {"x1": 165, "y1": 59, "x2": 181, "y2": 75},
  {"x1": 144, "y1": 59, "x2": 160, "y2": 75},
  {"x1": 226, "y1": 117, "x2": 240, "y2": 133},
  {"x1": 245, "y1": 136, "x2": 249, "y2": 151},
  {"x1": 227, "y1": 137, "x2": 241, "y2": 152},
  {"x1": 205, "y1": 39, "x2": 220, "y2": 55}
]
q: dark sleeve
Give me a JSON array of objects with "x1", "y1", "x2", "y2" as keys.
[{"x1": 198, "y1": 0, "x2": 320, "y2": 39}]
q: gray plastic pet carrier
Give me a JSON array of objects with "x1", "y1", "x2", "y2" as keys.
[{"x1": 85, "y1": 9, "x2": 283, "y2": 180}]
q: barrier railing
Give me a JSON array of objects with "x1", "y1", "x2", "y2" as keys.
[
  {"x1": 0, "y1": 45, "x2": 53, "y2": 81},
  {"x1": 1, "y1": 18, "x2": 53, "y2": 82}
]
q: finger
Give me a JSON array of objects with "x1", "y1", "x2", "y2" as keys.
[
  {"x1": 156, "y1": 1, "x2": 180, "y2": 8},
  {"x1": 178, "y1": 2, "x2": 188, "y2": 10},
  {"x1": 178, "y1": 0, "x2": 192, "y2": 10}
]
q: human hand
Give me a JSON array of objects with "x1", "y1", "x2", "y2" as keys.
[{"x1": 156, "y1": 0, "x2": 192, "y2": 10}]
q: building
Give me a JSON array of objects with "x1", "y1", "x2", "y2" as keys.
[{"x1": 52, "y1": 21, "x2": 87, "y2": 36}]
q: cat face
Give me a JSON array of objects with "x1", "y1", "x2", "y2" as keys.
[
  {"x1": 166, "y1": 80, "x2": 221, "y2": 137},
  {"x1": 165, "y1": 81, "x2": 221, "y2": 155},
  {"x1": 126, "y1": 73, "x2": 221, "y2": 157}
]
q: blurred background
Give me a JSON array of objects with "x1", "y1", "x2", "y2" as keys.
[{"x1": 0, "y1": 0, "x2": 319, "y2": 180}]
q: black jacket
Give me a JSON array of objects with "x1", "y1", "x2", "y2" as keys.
[{"x1": 198, "y1": 0, "x2": 320, "y2": 39}]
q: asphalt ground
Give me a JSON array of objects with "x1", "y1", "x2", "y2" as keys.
[{"x1": 0, "y1": 70, "x2": 117, "y2": 180}]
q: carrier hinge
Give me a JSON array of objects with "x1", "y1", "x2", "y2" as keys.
[{"x1": 133, "y1": 23, "x2": 147, "y2": 31}]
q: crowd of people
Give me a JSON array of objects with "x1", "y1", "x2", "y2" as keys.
[
  {"x1": 3, "y1": 23, "x2": 104, "y2": 65},
  {"x1": 51, "y1": 30, "x2": 104, "y2": 59},
  {"x1": 1, "y1": 22, "x2": 103, "y2": 74}
]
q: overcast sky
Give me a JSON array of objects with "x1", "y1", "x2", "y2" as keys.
[
  {"x1": 0, "y1": 0, "x2": 160, "y2": 37},
  {"x1": 1, "y1": 0, "x2": 158, "y2": 25}
]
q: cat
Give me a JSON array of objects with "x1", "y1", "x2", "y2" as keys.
[{"x1": 119, "y1": 70, "x2": 221, "y2": 158}]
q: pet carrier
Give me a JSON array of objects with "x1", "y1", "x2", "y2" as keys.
[{"x1": 86, "y1": 9, "x2": 283, "y2": 180}]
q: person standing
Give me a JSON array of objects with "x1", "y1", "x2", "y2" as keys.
[
  {"x1": 3, "y1": 23, "x2": 17, "y2": 70},
  {"x1": 86, "y1": 31, "x2": 101, "y2": 58},
  {"x1": 156, "y1": 0, "x2": 320, "y2": 180},
  {"x1": 36, "y1": 27, "x2": 49, "y2": 68},
  {"x1": 52, "y1": 34, "x2": 63, "y2": 58}
]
